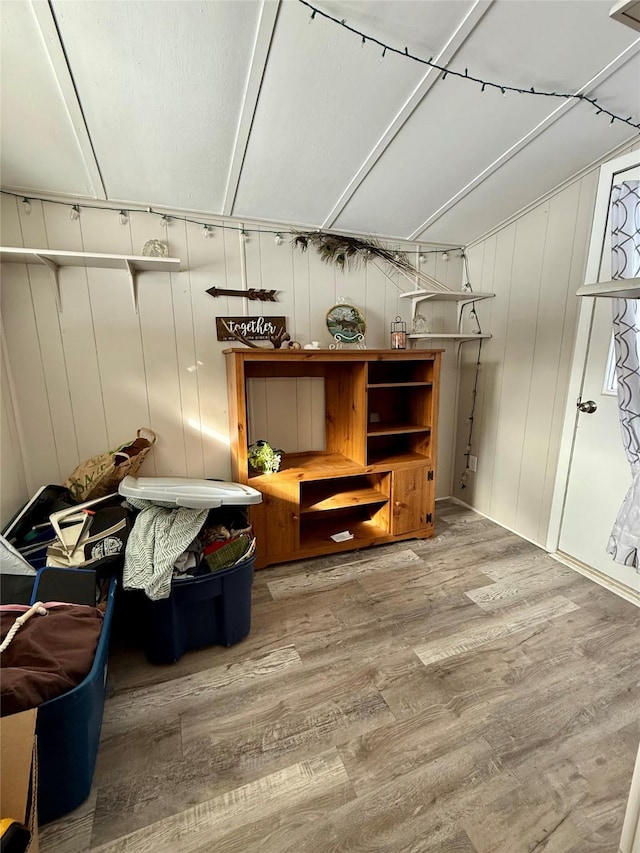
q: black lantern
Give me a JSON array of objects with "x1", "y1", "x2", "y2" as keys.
[{"x1": 390, "y1": 316, "x2": 407, "y2": 349}]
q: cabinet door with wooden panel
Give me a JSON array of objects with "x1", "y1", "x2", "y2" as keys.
[
  {"x1": 391, "y1": 466, "x2": 434, "y2": 535},
  {"x1": 249, "y1": 477, "x2": 300, "y2": 560}
]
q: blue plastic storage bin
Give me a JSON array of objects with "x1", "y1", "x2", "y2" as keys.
[
  {"x1": 31, "y1": 576, "x2": 116, "y2": 824},
  {"x1": 141, "y1": 554, "x2": 255, "y2": 664}
]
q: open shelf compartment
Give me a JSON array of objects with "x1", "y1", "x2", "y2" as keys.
[
  {"x1": 367, "y1": 359, "x2": 434, "y2": 385},
  {"x1": 300, "y1": 473, "x2": 390, "y2": 514},
  {"x1": 300, "y1": 506, "x2": 390, "y2": 551}
]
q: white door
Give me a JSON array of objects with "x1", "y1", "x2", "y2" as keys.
[{"x1": 557, "y1": 154, "x2": 640, "y2": 599}]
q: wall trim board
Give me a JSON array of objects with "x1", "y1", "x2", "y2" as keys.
[
  {"x1": 447, "y1": 495, "x2": 548, "y2": 550},
  {"x1": 0, "y1": 190, "x2": 460, "y2": 253},
  {"x1": 552, "y1": 552, "x2": 640, "y2": 608},
  {"x1": 448, "y1": 495, "x2": 640, "y2": 607}
]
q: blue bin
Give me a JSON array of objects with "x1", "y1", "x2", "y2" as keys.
[
  {"x1": 31, "y1": 577, "x2": 116, "y2": 824},
  {"x1": 141, "y1": 554, "x2": 255, "y2": 664}
]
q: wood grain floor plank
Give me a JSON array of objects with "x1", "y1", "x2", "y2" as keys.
[
  {"x1": 266, "y1": 547, "x2": 422, "y2": 599},
  {"x1": 37, "y1": 500, "x2": 640, "y2": 853},
  {"x1": 38, "y1": 792, "x2": 96, "y2": 853},
  {"x1": 412, "y1": 595, "x2": 580, "y2": 665},
  {"x1": 462, "y1": 776, "x2": 585, "y2": 853},
  {"x1": 102, "y1": 645, "x2": 302, "y2": 735},
  {"x1": 464, "y1": 563, "x2": 584, "y2": 610},
  {"x1": 91, "y1": 659, "x2": 394, "y2": 845},
  {"x1": 301, "y1": 740, "x2": 518, "y2": 853},
  {"x1": 89, "y1": 749, "x2": 353, "y2": 853}
]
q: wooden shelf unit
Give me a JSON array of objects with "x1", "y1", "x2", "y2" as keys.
[{"x1": 224, "y1": 348, "x2": 442, "y2": 568}]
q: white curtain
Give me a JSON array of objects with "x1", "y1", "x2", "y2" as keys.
[{"x1": 607, "y1": 181, "x2": 640, "y2": 569}]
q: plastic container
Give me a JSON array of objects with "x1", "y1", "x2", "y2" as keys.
[
  {"x1": 119, "y1": 475, "x2": 262, "y2": 664},
  {"x1": 140, "y1": 553, "x2": 254, "y2": 664},
  {"x1": 31, "y1": 576, "x2": 116, "y2": 824},
  {"x1": 119, "y1": 476, "x2": 262, "y2": 509}
]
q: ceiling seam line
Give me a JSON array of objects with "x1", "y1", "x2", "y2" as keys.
[
  {"x1": 222, "y1": 0, "x2": 282, "y2": 217},
  {"x1": 36, "y1": 0, "x2": 108, "y2": 199},
  {"x1": 409, "y1": 38, "x2": 640, "y2": 241},
  {"x1": 465, "y1": 136, "x2": 639, "y2": 250},
  {"x1": 319, "y1": 0, "x2": 494, "y2": 231}
]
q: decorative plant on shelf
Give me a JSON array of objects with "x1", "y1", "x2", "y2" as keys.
[{"x1": 291, "y1": 230, "x2": 450, "y2": 292}]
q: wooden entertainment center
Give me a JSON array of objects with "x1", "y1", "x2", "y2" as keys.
[{"x1": 224, "y1": 348, "x2": 442, "y2": 568}]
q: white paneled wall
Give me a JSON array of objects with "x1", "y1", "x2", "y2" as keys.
[
  {"x1": 0, "y1": 195, "x2": 462, "y2": 526},
  {"x1": 452, "y1": 141, "x2": 640, "y2": 548}
]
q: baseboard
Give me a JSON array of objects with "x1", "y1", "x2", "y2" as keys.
[
  {"x1": 442, "y1": 496, "x2": 547, "y2": 550},
  {"x1": 553, "y1": 552, "x2": 640, "y2": 608},
  {"x1": 441, "y1": 498, "x2": 640, "y2": 609}
]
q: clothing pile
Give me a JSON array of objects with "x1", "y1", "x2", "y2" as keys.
[
  {"x1": 122, "y1": 502, "x2": 255, "y2": 601},
  {"x1": 173, "y1": 506, "x2": 255, "y2": 580}
]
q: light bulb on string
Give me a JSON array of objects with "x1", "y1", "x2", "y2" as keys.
[
  {"x1": 241, "y1": 230, "x2": 248, "y2": 242},
  {"x1": 70, "y1": 205, "x2": 80, "y2": 221},
  {"x1": 418, "y1": 253, "x2": 426, "y2": 264},
  {"x1": 203, "y1": 224, "x2": 213, "y2": 238},
  {"x1": 22, "y1": 198, "x2": 31, "y2": 215},
  {"x1": 160, "y1": 215, "x2": 170, "y2": 227},
  {"x1": 442, "y1": 252, "x2": 449, "y2": 262},
  {"x1": 274, "y1": 233, "x2": 284, "y2": 246},
  {"x1": 119, "y1": 210, "x2": 129, "y2": 226}
]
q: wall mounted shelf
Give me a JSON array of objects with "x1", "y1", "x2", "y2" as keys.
[
  {"x1": 576, "y1": 278, "x2": 640, "y2": 299},
  {"x1": 399, "y1": 287, "x2": 494, "y2": 347},
  {"x1": 408, "y1": 333, "x2": 492, "y2": 344},
  {"x1": 399, "y1": 287, "x2": 494, "y2": 318},
  {"x1": 0, "y1": 247, "x2": 181, "y2": 313}
]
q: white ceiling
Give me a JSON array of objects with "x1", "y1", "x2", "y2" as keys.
[{"x1": 1, "y1": 0, "x2": 639, "y2": 245}]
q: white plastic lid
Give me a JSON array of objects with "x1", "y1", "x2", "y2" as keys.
[{"x1": 119, "y1": 476, "x2": 262, "y2": 509}]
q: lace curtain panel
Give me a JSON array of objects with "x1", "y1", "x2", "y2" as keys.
[{"x1": 607, "y1": 181, "x2": 640, "y2": 569}]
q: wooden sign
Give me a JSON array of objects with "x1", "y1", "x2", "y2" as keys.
[{"x1": 216, "y1": 316, "x2": 287, "y2": 342}]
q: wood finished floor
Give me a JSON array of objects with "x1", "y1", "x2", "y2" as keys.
[{"x1": 40, "y1": 500, "x2": 640, "y2": 853}]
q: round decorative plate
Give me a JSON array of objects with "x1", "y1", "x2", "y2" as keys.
[{"x1": 326, "y1": 303, "x2": 366, "y2": 344}]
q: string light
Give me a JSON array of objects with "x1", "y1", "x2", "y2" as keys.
[
  {"x1": 274, "y1": 233, "x2": 284, "y2": 245},
  {"x1": 241, "y1": 230, "x2": 248, "y2": 242},
  {"x1": 1, "y1": 190, "x2": 462, "y2": 259},
  {"x1": 442, "y1": 251, "x2": 449, "y2": 262},
  {"x1": 418, "y1": 253, "x2": 426, "y2": 263},
  {"x1": 160, "y1": 214, "x2": 170, "y2": 227},
  {"x1": 300, "y1": 0, "x2": 640, "y2": 130},
  {"x1": 459, "y1": 250, "x2": 483, "y2": 487}
]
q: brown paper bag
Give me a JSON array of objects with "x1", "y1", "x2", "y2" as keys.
[{"x1": 64, "y1": 428, "x2": 157, "y2": 502}]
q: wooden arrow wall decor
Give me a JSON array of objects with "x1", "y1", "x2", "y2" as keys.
[{"x1": 206, "y1": 286, "x2": 278, "y2": 302}]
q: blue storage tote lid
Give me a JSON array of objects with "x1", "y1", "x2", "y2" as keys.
[{"x1": 119, "y1": 476, "x2": 262, "y2": 509}]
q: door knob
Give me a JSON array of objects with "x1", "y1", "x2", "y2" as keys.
[{"x1": 577, "y1": 399, "x2": 597, "y2": 414}]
